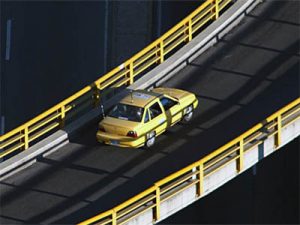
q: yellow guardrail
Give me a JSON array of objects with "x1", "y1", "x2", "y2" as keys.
[
  {"x1": 79, "y1": 98, "x2": 300, "y2": 225},
  {"x1": 0, "y1": 0, "x2": 233, "y2": 159}
]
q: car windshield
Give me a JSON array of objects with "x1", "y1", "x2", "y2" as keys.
[{"x1": 108, "y1": 103, "x2": 144, "y2": 122}]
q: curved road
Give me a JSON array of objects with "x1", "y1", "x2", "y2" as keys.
[{"x1": 1, "y1": 0, "x2": 299, "y2": 224}]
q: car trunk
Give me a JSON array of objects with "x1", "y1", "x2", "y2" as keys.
[{"x1": 101, "y1": 117, "x2": 139, "y2": 136}]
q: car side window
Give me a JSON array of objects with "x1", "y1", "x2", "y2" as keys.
[
  {"x1": 149, "y1": 102, "x2": 163, "y2": 119},
  {"x1": 160, "y1": 97, "x2": 177, "y2": 111},
  {"x1": 144, "y1": 109, "x2": 150, "y2": 123}
]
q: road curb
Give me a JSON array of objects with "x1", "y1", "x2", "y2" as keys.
[{"x1": 0, "y1": 130, "x2": 68, "y2": 181}]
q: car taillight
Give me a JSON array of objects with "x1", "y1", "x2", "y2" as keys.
[
  {"x1": 99, "y1": 125, "x2": 105, "y2": 132},
  {"x1": 127, "y1": 131, "x2": 138, "y2": 138}
]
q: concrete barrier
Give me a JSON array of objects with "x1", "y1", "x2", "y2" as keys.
[
  {"x1": 0, "y1": 0, "x2": 261, "y2": 180},
  {"x1": 155, "y1": 117, "x2": 300, "y2": 224},
  {"x1": 0, "y1": 130, "x2": 68, "y2": 181}
]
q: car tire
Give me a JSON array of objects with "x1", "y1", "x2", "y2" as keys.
[
  {"x1": 182, "y1": 105, "x2": 194, "y2": 122},
  {"x1": 145, "y1": 131, "x2": 156, "y2": 148}
]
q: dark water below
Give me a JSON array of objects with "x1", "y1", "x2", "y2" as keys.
[{"x1": 160, "y1": 137, "x2": 300, "y2": 224}]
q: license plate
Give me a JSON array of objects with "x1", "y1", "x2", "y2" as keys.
[{"x1": 110, "y1": 140, "x2": 119, "y2": 146}]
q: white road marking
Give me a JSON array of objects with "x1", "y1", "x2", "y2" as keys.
[
  {"x1": 0, "y1": 116, "x2": 4, "y2": 135},
  {"x1": 103, "y1": 0, "x2": 109, "y2": 73},
  {"x1": 5, "y1": 19, "x2": 12, "y2": 61}
]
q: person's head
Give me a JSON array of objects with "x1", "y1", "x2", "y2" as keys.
[{"x1": 136, "y1": 108, "x2": 142, "y2": 118}]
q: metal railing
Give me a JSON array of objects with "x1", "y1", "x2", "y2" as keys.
[
  {"x1": 0, "y1": 0, "x2": 232, "y2": 160},
  {"x1": 79, "y1": 98, "x2": 300, "y2": 225}
]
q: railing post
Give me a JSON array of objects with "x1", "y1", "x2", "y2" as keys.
[
  {"x1": 93, "y1": 85, "x2": 101, "y2": 107},
  {"x1": 112, "y1": 210, "x2": 117, "y2": 225},
  {"x1": 275, "y1": 115, "x2": 282, "y2": 147},
  {"x1": 196, "y1": 163, "x2": 204, "y2": 196},
  {"x1": 127, "y1": 62, "x2": 134, "y2": 85},
  {"x1": 60, "y1": 105, "x2": 66, "y2": 128},
  {"x1": 159, "y1": 40, "x2": 164, "y2": 63},
  {"x1": 188, "y1": 19, "x2": 193, "y2": 42},
  {"x1": 23, "y1": 127, "x2": 29, "y2": 149},
  {"x1": 153, "y1": 184, "x2": 161, "y2": 221},
  {"x1": 214, "y1": 0, "x2": 219, "y2": 20},
  {"x1": 237, "y1": 139, "x2": 244, "y2": 172}
]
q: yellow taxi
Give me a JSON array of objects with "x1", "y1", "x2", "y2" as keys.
[{"x1": 96, "y1": 87, "x2": 198, "y2": 148}]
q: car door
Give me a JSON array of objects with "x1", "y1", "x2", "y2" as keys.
[
  {"x1": 160, "y1": 96, "x2": 181, "y2": 126},
  {"x1": 147, "y1": 101, "x2": 167, "y2": 136}
]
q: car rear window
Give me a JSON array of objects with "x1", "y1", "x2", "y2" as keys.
[
  {"x1": 149, "y1": 102, "x2": 163, "y2": 118},
  {"x1": 108, "y1": 103, "x2": 144, "y2": 122},
  {"x1": 160, "y1": 97, "x2": 177, "y2": 111}
]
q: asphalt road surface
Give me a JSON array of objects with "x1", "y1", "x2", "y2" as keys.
[{"x1": 0, "y1": 0, "x2": 299, "y2": 224}]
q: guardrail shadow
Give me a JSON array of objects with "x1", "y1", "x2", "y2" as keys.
[
  {"x1": 247, "y1": 14, "x2": 300, "y2": 27},
  {"x1": 67, "y1": 86, "x2": 129, "y2": 147}
]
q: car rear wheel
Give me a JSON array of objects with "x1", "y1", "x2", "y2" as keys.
[
  {"x1": 145, "y1": 131, "x2": 156, "y2": 148},
  {"x1": 183, "y1": 105, "x2": 194, "y2": 122}
]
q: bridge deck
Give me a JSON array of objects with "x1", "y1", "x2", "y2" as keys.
[{"x1": 1, "y1": 0, "x2": 299, "y2": 224}]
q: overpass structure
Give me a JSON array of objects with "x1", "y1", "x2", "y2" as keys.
[{"x1": 0, "y1": 0, "x2": 299, "y2": 224}]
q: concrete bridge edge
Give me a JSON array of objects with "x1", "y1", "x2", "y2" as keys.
[{"x1": 138, "y1": 110, "x2": 300, "y2": 225}]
